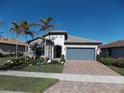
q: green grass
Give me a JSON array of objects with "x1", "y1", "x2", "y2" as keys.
[
  {"x1": 18, "y1": 64, "x2": 64, "y2": 73},
  {"x1": 0, "y1": 75, "x2": 58, "y2": 93},
  {"x1": 108, "y1": 66, "x2": 124, "y2": 76}
]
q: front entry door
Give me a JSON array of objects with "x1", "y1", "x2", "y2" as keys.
[{"x1": 54, "y1": 45, "x2": 62, "y2": 58}]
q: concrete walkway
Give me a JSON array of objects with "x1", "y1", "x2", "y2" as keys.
[{"x1": 0, "y1": 71, "x2": 124, "y2": 84}]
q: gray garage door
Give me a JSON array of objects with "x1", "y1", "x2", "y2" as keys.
[{"x1": 66, "y1": 48, "x2": 95, "y2": 60}]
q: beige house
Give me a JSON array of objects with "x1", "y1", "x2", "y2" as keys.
[{"x1": 0, "y1": 37, "x2": 27, "y2": 55}]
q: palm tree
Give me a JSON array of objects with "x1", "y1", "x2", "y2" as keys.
[
  {"x1": 20, "y1": 21, "x2": 37, "y2": 60},
  {"x1": 10, "y1": 22, "x2": 22, "y2": 59},
  {"x1": 39, "y1": 16, "x2": 55, "y2": 59}
]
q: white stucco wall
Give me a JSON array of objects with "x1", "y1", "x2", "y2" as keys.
[{"x1": 46, "y1": 35, "x2": 65, "y2": 59}]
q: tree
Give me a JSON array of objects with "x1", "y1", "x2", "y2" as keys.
[
  {"x1": 10, "y1": 22, "x2": 22, "y2": 59},
  {"x1": 39, "y1": 16, "x2": 55, "y2": 59},
  {"x1": 20, "y1": 21, "x2": 37, "y2": 60}
]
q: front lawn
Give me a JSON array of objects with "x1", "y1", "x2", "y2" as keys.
[
  {"x1": 0, "y1": 75, "x2": 58, "y2": 93},
  {"x1": 108, "y1": 66, "x2": 124, "y2": 76},
  {"x1": 17, "y1": 64, "x2": 64, "y2": 73}
]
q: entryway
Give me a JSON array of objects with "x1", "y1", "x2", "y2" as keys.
[{"x1": 54, "y1": 45, "x2": 62, "y2": 58}]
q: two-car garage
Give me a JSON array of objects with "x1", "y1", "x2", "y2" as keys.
[{"x1": 66, "y1": 47, "x2": 96, "y2": 60}]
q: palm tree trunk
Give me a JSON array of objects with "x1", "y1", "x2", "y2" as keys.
[
  {"x1": 45, "y1": 31, "x2": 49, "y2": 58},
  {"x1": 15, "y1": 35, "x2": 18, "y2": 59},
  {"x1": 25, "y1": 35, "x2": 27, "y2": 60},
  {"x1": 45, "y1": 37, "x2": 46, "y2": 57}
]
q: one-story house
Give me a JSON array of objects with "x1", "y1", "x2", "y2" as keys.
[
  {"x1": 0, "y1": 37, "x2": 27, "y2": 55},
  {"x1": 27, "y1": 30, "x2": 101, "y2": 60},
  {"x1": 100, "y1": 40, "x2": 124, "y2": 57}
]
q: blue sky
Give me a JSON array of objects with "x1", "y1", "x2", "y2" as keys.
[{"x1": 0, "y1": 0, "x2": 124, "y2": 44}]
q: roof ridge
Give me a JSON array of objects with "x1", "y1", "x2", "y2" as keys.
[{"x1": 50, "y1": 30, "x2": 67, "y2": 32}]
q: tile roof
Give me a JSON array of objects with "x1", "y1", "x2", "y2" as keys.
[
  {"x1": 0, "y1": 38, "x2": 27, "y2": 46},
  {"x1": 100, "y1": 40, "x2": 124, "y2": 48},
  {"x1": 65, "y1": 35, "x2": 101, "y2": 44},
  {"x1": 27, "y1": 30, "x2": 102, "y2": 44}
]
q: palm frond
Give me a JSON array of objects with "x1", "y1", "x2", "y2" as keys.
[
  {"x1": 10, "y1": 28, "x2": 15, "y2": 32},
  {"x1": 40, "y1": 18, "x2": 47, "y2": 25},
  {"x1": 12, "y1": 22, "x2": 18, "y2": 29},
  {"x1": 25, "y1": 31, "x2": 37, "y2": 39},
  {"x1": 39, "y1": 16, "x2": 54, "y2": 31},
  {"x1": 29, "y1": 23, "x2": 38, "y2": 27},
  {"x1": 47, "y1": 16, "x2": 53, "y2": 22},
  {"x1": 25, "y1": 31, "x2": 34, "y2": 39}
]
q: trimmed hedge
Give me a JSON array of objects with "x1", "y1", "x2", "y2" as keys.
[{"x1": 98, "y1": 57, "x2": 124, "y2": 68}]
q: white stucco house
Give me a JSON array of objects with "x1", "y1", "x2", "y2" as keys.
[{"x1": 27, "y1": 30, "x2": 101, "y2": 60}]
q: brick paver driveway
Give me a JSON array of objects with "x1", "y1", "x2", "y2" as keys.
[
  {"x1": 63, "y1": 60, "x2": 119, "y2": 75},
  {"x1": 44, "y1": 61, "x2": 124, "y2": 93}
]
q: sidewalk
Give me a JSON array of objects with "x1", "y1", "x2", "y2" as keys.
[{"x1": 0, "y1": 71, "x2": 124, "y2": 84}]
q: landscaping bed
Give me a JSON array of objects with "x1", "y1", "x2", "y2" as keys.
[
  {"x1": 0, "y1": 57, "x2": 14, "y2": 66},
  {"x1": 0, "y1": 57, "x2": 64, "y2": 73},
  {"x1": 98, "y1": 56, "x2": 124, "y2": 76},
  {"x1": 0, "y1": 75, "x2": 58, "y2": 93}
]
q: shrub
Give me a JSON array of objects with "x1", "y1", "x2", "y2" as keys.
[
  {"x1": 98, "y1": 56, "x2": 124, "y2": 68},
  {"x1": 98, "y1": 57, "x2": 113, "y2": 65},
  {"x1": 50, "y1": 59, "x2": 59, "y2": 64},
  {"x1": 36, "y1": 58, "x2": 45, "y2": 65},
  {"x1": 0, "y1": 57, "x2": 25, "y2": 70},
  {"x1": 0, "y1": 57, "x2": 37, "y2": 70},
  {"x1": 60, "y1": 55, "x2": 65, "y2": 64},
  {"x1": 0, "y1": 53, "x2": 5, "y2": 57},
  {"x1": 50, "y1": 59, "x2": 64, "y2": 65},
  {"x1": 112, "y1": 58, "x2": 124, "y2": 67}
]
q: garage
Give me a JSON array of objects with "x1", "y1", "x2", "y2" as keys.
[{"x1": 66, "y1": 48, "x2": 95, "y2": 60}]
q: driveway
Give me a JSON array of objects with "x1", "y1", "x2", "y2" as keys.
[
  {"x1": 63, "y1": 60, "x2": 119, "y2": 75},
  {"x1": 44, "y1": 61, "x2": 124, "y2": 93}
]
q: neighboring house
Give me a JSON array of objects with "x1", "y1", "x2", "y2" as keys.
[
  {"x1": 27, "y1": 30, "x2": 101, "y2": 60},
  {"x1": 100, "y1": 40, "x2": 124, "y2": 57},
  {"x1": 0, "y1": 37, "x2": 27, "y2": 55}
]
